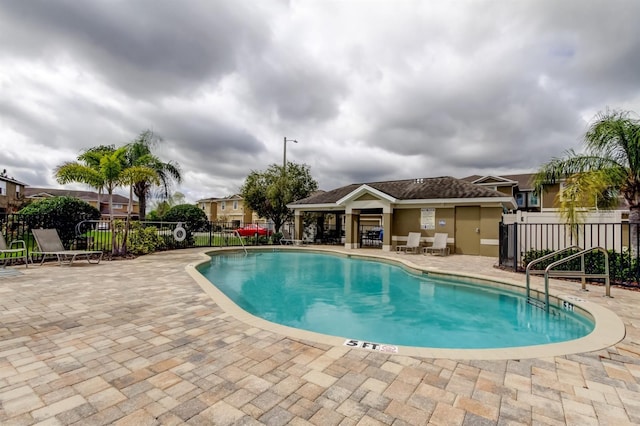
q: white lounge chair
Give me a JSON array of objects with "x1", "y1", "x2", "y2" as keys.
[
  {"x1": 424, "y1": 233, "x2": 450, "y2": 256},
  {"x1": 31, "y1": 228, "x2": 103, "y2": 266},
  {"x1": 280, "y1": 230, "x2": 304, "y2": 246},
  {"x1": 396, "y1": 232, "x2": 422, "y2": 253},
  {"x1": 0, "y1": 233, "x2": 28, "y2": 268}
]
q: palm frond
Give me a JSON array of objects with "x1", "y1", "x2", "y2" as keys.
[
  {"x1": 533, "y1": 151, "x2": 622, "y2": 194},
  {"x1": 54, "y1": 162, "x2": 103, "y2": 189},
  {"x1": 585, "y1": 109, "x2": 640, "y2": 170},
  {"x1": 121, "y1": 166, "x2": 161, "y2": 186}
]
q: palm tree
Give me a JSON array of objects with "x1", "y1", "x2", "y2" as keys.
[
  {"x1": 534, "y1": 108, "x2": 640, "y2": 250},
  {"x1": 126, "y1": 130, "x2": 182, "y2": 220},
  {"x1": 55, "y1": 146, "x2": 128, "y2": 222},
  {"x1": 56, "y1": 145, "x2": 159, "y2": 254},
  {"x1": 119, "y1": 165, "x2": 160, "y2": 254},
  {"x1": 75, "y1": 145, "x2": 117, "y2": 211}
]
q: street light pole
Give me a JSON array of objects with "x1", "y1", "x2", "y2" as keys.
[
  {"x1": 283, "y1": 137, "x2": 298, "y2": 171},
  {"x1": 281, "y1": 137, "x2": 298, "y2": 236}
]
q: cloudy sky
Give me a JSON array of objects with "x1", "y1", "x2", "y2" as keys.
[{"x1": 1, "y1": 0, "x2": 640, "y2": 203}]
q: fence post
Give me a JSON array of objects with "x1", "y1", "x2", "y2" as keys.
[{"x1": 513, "y1": 222, "x2": 519, "y2": 271}]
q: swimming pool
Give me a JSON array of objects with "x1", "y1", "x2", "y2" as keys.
[{"x1": 196, "y1": 250, "x2": 595, "y2": 350}]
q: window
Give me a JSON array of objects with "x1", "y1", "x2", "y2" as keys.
[
  {"x1": 528, "y1": 192, "x2": 539, "y2": 207},
  {"x1": 113, "y1": 203, "x2": 123, "y2": 209},
  {"x1": 221, "y1": 201, "x2": 226, "y2": 211},
  {"x1": 558, "y1": 182, "x2": 568, "y2": 202},
  {"x1": 515, "y1": 193, "x2": 526, "y2": 208},
  {"x1": 0, "y1": 181, "x2": 5, "y2": 195},
  {"x1": 233, "y1": 200, "x2": 238, "y2": 210}
]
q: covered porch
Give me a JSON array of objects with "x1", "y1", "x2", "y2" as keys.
[{"x1": 288, "y1": 177, "x2": 517, "y2": 256}]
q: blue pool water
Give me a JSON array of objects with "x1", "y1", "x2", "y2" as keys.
[{"x1": 198, "y1": 251, "x2": 594, "y2": 349}]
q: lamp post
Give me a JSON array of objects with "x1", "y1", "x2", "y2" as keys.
[
  {"x1": 283, "y1": 137, "x2": 298, "y2": 171},
  {"x1": 281, "y1": 137, "x2": 298, "y2": 236}
]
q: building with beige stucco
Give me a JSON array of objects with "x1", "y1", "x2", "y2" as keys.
[{"x1": 288, "y1": 176, "x2": 516, "y2": 256}]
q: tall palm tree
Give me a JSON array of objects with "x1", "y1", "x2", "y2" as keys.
[
  {"x1": 534, "y1": 109, "x2": 640, "y2": 250},
  {"x1": 126, "y1": 130, "x2": 182, "y2": 220}
]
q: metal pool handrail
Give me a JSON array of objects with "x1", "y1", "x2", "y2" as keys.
[
  {"x1": 542, "y1": 247, "x2": 610, "y2": 310},
  {"x1": 526, "y1": 245, "x2": 581, "y2": 302},
  {"x1": 234, "y1": 230, "x2": 247, "y2": 254},
  {"x1": 527, "y1": 246, "x2": 611, "y2": 311}
]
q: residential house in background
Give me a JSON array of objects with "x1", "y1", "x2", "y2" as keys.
[
  {"x1": 197, "y1": 194, "x2": 259, "y2": 227},
  {"x1": 24, "y1": 188, "x2": 139, "y2": 219},
  {"x1": 462, "y1": 174, "x2": 541, "y2": 212},
  {"x1": 464, "y1": 173, "x2": 628, "y2": 214},
  {"x1": 0, "y1": 175, "x2": 27, "y2": 214}
]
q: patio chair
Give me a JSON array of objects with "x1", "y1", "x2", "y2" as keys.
[
  {"x1": 423, "y1": 233, "x2": 450, "y2": 256},
  {"x1": 0, "y1": 233, "x2": 28, "y2": 268},
  {"x1": 31, "y1": 228, "x2": 103, "y2": 266},
  {"x1": 396, "y1": 232, "x2": 422, "y2": 254},
  {"x1": 280, "y1": 230, "x2": 304, "y2": 246}
]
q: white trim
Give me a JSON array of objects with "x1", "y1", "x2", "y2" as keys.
[
  {"x1": 288, "y1": 203, "x2": 345, "y2": 211},
  {"x1": 0, "y1": 176, "x2": 28, "y2": 186},
  {"x1": 471, "y1": 175, "x2": 518, "y2": 185},
  {"x1": 346, "y1": 198, "x2": 390, "y2": 214},
  {"x1": 336, "y1": 185, "x2": 397, "y2": 205}
]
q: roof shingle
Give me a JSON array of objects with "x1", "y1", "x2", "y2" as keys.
[{"x1": 292, "y1": 176, "x2": 507, "y2": 205}]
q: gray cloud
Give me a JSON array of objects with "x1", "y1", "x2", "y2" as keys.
[
  {"x1": 1, "y1": 0, "x2": 639, "y2": 201},
  {"x1": 239, "y1": 52, "x2": 349, "y2": 123},
  {"x1": 0, "y1": 0, "x2": 270, "y2": 98}
]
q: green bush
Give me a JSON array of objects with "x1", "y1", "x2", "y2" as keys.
[
  {"x1": 127, "y1": 223, "x2": 166, "y2": 255},
  {"x1": 271, "y1": 232, "x2": 283, "y2": 245},
  {"x1": 162, "y1": 204, "x2": 208, "y2": 232},
  {"x1": 523, "y1": 247, "x2": 639, "y2": 284},
  {"x1": 19, "y1": 196, "x2": 101, "y2": 248},
  {"x1": 160, "y1": 204, "x2": 208, "y2": 248},
  {"x1": 145, "y1": 210, "x2": 162, "y2": 221}
]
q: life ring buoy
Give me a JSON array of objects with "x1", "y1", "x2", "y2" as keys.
[{"x1": 173, "y1": 225, "x2": 186, "y2": 242}]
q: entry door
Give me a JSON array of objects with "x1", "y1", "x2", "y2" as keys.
[{"x1": 455, "y1": 206, "x2": 481, "y2": 255}]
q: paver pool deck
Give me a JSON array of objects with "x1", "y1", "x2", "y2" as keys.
[{"x1": 1, "y1": 247, "x2": 639, "y2": 425}]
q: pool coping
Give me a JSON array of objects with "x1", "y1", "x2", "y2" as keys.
[{"x1": 185, "y1": 246, "x2": 626, "y2": 360}]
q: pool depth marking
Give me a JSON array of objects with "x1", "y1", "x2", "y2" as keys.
[{"x1": 344, "y1": 339, "x2": 398, "y2": 354}]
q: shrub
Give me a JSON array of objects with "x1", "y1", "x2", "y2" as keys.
[
  {"x1": 271, "y1": 232, "x2": 283, "y2": 245},
  {"x1": 162, "y1": 204, "x2": 208, "y2": 232},
  {"x1": 127, "y1": 223, "x2": 166, "y2": 255},
  {"x1": 161, "y1": 204, "x2": 208, "y2": 248},
  {"x1": 523, "y1": 247, "x2": 640, "y2": 284},
  {"x1": 19, "y1": 196, "x2": 101, "y2": 248},
  {"x1": 145, "y1": 210, "x2": 162, "y2": 221}
]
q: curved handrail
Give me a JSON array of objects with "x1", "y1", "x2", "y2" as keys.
[
  {"x1": 233, "y1": 230, "x2": 247, "y2": 254},
  {"x1": 525, "y1": 245, "x2": 581, "y2": 300},
  {"x1": 543, "y1": 246, "x2": 610, "y2": 310}
]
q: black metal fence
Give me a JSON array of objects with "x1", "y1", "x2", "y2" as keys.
[
  {"x1": 2, "y1": 213, "x2": 375, "y2": 265},
  {"x1": 499, "y1": 221, "x2": 640, "y2": 285},
  {"x1": 0, "y1": 214, "x2": 283, "y2": 262}
]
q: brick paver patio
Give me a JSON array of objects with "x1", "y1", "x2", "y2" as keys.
[{"x1": 1, "y1": 247, "x2": 639, "y2": 425}]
